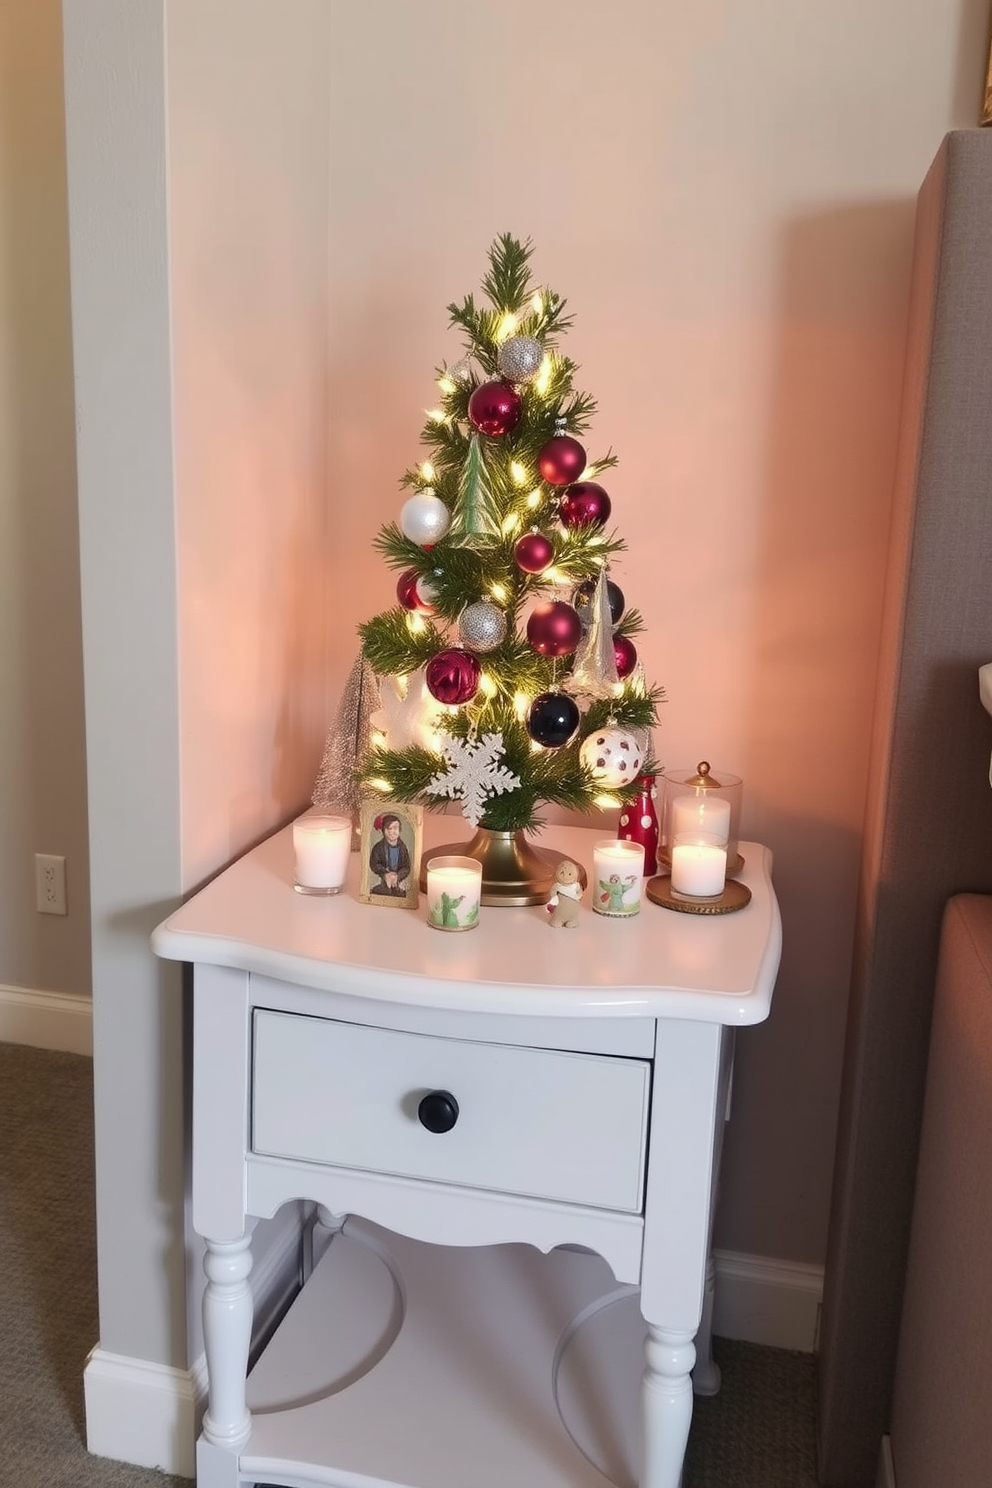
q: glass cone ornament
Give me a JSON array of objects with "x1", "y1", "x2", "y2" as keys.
[
  {"x1": 568, "y1": 569, "x2": 620, "y2": 699},
  {"x1": 574, "y1": 576, "x2": 625, "y2": 627}
]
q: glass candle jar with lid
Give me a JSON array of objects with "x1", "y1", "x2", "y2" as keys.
[{"x1": 660, "y1": 762, "x2": 743, "y2": 874}]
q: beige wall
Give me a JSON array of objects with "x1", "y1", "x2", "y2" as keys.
[{"x1": 0, "y1": 0, "x2": 89, "y2": 1000}]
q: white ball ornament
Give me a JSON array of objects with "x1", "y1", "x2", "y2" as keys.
[
  {"x1": 400, "y1": 490, "x2": 451, "y2": 546},
  {"x1": 579, "y1": 728, "x2": 644, "y2": 788}
]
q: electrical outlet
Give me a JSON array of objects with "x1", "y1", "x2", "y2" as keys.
[{"x1": 35, "y1": 853, "x2": 67, "y2": 916}]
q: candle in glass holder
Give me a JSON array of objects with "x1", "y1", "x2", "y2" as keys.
[
  {"x1": 670, "y1": 792, "x2": 731, "y2": 845},
  {"x1": 293, "y1": 814, "x2": 352, "y2": 895},
  {"x1": 426, "y1": 855, "x2": 483, "y2": 932},
  {"x1": 592, "y1": 839, "x2": 645, "y2": 917},
  {"x1": 670, "y1": 832, "x2": 728, "y2": 899}
]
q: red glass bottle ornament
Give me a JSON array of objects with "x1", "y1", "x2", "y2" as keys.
[
  {"x1": 618, "y1": 774, "x2": 659, "y2": 873},
  {"x1": 526, "y1": 600, "x2": 582, "y2": 657},
  {"x1": 613, "y1": 633, "x2": 638, "y2": 679},
  {"x1": 538, "y1": 434, "x2": 586, "y2": 486},
  {"x1": 559, "y1": 481, "x2": 612, "y2": 529},
  {"x1": 513, "y1": 531, "x2": 554, "y2": 575},
  {"x1": 425, "y1": 648, "x2": 481, "y2": 705},
  {"x1": 467, "y1": 380, "x2": 522, "y2": 437}
]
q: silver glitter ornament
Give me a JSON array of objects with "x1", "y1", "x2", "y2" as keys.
[
  {"x1": 496, "y1": 335, "x2": 543, "y2": 384},
  {"x1": 458, "y1": 600, "x2": 508, "y2": 653}
]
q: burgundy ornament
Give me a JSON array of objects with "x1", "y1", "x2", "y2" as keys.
[
  {"x1": 513, "y1": 531, "x2": 555, "y2": 575},
  {"x1": 396, "y1": 569, "x2": 433, "y2": 612},
  {"x1": 467, "y1": 380, "x2": 522, "y2": 437},
  {"x1": 526, "y1": 600, "x2": 583, "y2": 658},
  {"x1": 613, "y1": 633, "x2": 638, "y2": 679},
  {"x1": 538, "y1": 434, "x2": 586, "y2": 486},
  {"x1": 559, "y1": 481, "x2": 612, "y2": 530},
  {"x1": 425, "y1": 648, "x2": 481, "y2": 706}
]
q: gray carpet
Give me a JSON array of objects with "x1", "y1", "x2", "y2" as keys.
[{"x1": 0, "y1": 1040, "x2": 818, "y2": 1487}]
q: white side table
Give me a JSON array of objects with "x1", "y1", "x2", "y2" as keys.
[{"x1": 153, "y1": 818, "x2": 780, "y2": 1488}]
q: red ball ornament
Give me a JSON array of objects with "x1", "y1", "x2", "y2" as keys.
[
  {"x1": 467, "y1": 380, "x2": 522, "y2": 438},
  {"x1": 559, "y1": 481, "x2": 612, "y2": 529},
  {"x1": 513, "y1": 531, "x2": 555, "y2": 575},
  {"x1": 425, "y1": 648, "x2": 481, "y2": 705},
  {"x1": 526, "y1": 600, "x2": 583, "y2": 658},
  {"x1": 538, "y1": 435, "x2": 587, "y2": 486},
  {"x1": 396, "y1": 569, "x2": 434, "y2": 612},
  {"x1": 614, "y1": 633, "x2": 638, "y2": 679}
]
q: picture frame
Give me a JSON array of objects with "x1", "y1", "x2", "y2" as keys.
[
  {"x1": 985, "y1": 24, "x2": 992, "y2": 125},
  {"x1": 358, "y1": 801, "x2": 423, "y2": 909}
]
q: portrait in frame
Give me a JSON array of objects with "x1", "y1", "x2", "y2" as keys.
[{"x1": 358, "y1": 801, "x2": 423, "y2": 908}]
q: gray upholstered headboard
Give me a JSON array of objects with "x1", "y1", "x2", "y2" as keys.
[{"x1": 817, "y1": 129, "x2": 992, "y2": 1487}]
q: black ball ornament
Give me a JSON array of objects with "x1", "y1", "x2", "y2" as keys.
[
  {"x1": 527, "y1": 692, "x2": 580, "y2": 749},
  {"x1": 574, "y1": 577, "x2": 626, "y2": 627}
]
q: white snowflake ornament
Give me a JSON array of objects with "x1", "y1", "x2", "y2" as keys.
[
  {"x1": 427, "y1": 732, "x2": 522, "y2": 827},
  {"x1": 579, "y1": 728, "x2": 643, "y2": 788}
]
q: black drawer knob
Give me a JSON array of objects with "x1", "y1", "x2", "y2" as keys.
[{"x1": 418, "y1": 1090, "x2": 459, "y2": 1134}]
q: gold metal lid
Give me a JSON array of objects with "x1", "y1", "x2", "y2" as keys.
[{"x1": 685, "y1": 761, "x2": 723, "y2": 790}]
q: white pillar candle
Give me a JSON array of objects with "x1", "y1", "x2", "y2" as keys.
[
  {"x1": 426, "y1": 855, "x2": 483, "y2": 932},
  {"x1": 670, "y1": 836, "x2": 728, "y2": 898},
  {"x1": 592, "y1": 839, "x2": 645, "y2": 917},
  {"x1": 293, "y1": 815, "x2": 352, "y2": 894},
  {"x1": 670, "y1": 793, "x2": 731, "y2": 845}
]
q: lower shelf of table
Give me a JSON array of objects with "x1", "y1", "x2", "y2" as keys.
[{"x1": 234, "y1": 1217, "x2": 653, "y2": 1488}]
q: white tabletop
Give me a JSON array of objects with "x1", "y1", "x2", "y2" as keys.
[{"x1": 152, "y1": 818, "x2": 780, "y2": 1025}]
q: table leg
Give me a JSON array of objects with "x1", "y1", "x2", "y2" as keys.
[
  {"x1": 202, "y1": 1233, "x2": 253, "y2": 1452},
  {"x1": 642, "y1": 1324, "x2": 695, "y2": 1488},
  {"x1": 692, "y1": 1256, "x2": 721, "y2": 1397}
]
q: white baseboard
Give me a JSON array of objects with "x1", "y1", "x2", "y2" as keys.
[
  {"x1": 877, "y1": 1434, "x2": 896, "y2": 1488},
  {"x1": 713, "y1": 1248, "x2": 823, "y2": 1352},
  {"x1": 83, "y1": 1347, "x2": 203, "y2": 1478},
  {"x1": 0, "y1": 982, "x2": 92, "y2": 1055}
]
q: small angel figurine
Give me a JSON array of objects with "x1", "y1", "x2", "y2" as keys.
[{"x1": 547, "y1": 859, "x2": 583, "y2": 928}]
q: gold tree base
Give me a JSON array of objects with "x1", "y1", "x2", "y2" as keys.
[{"x1": 419, "y1": 827, "x2": 588, "y2": 907}]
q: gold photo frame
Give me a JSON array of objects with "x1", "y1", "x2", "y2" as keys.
[
  {"x1": 358, "y1": 801, "x2": 423, "y2": 909},
  {"x1": 984, "y1": 24, "x2": 992, "y2": 125}
]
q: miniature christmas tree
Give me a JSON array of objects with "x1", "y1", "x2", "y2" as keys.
[{"x1": 357, "y1": 234, "x2": 663, "y2": 866}]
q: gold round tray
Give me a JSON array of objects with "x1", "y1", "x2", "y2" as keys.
[{"x1": 645, "y1": 874, "x2": 752, "y2": 915}]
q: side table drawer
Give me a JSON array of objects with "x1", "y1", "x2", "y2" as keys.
[{"x1": 252, "y1": 1010, "x2": 650, "y2": 1213}]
